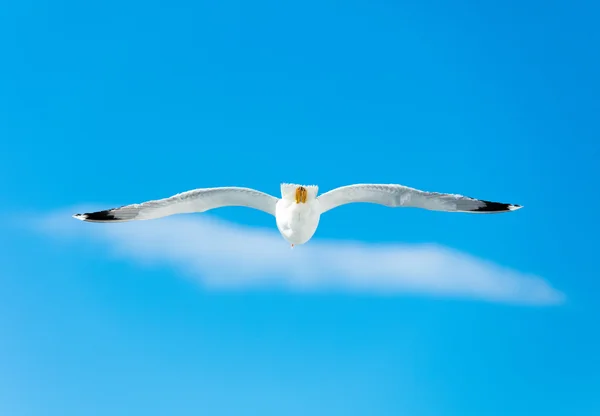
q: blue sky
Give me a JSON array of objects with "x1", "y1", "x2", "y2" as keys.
[{"x1": 1, "y1": 0, "x2": 599, "y2": 415}]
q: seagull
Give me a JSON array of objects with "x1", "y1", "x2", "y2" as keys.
[{"x1": 73, "y1": 183, "x2": 523, "y2": 247}]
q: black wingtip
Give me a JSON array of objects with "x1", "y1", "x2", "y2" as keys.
[
  {"x1": 72, "y1": 209, "x2": 118, "y2": 222},
  {"x1": 472, "y1": 201, "x2": 523, "y2": 213}
]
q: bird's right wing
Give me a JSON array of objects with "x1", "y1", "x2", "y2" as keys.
[
  {"x1": 73, "y1": 187, "x2": 278, "y2": 222},
  {"x1": 317, "y1": 184, "x2": 522, "y2": 214}
]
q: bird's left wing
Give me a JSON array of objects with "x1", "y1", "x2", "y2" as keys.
[
  {"x1": 317, "y1": 184, "x2": 522, "y2": 214},
  {"x1": 73, "y1": 187, "x2": 278, "y2": 222}
]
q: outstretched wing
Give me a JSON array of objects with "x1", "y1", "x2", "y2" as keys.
[
  {"x1": 317, "y1": 184, "x2": 522, "y2": 214},
  {"x1": 73, "y1": 187, "x2": 278, "y2": 222}
]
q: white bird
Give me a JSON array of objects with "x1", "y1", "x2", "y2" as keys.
[{"x1": 73, "y1": 183, "x2": 523, "y2": 247}]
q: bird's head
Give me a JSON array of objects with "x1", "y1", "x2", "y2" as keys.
[{"x1": 280, "y1": 183, "x2": 319, "y2": 203}]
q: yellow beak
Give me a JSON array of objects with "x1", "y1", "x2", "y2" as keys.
[{"x1": 295, "y1": 186, "x2": 308, "y2": 203}]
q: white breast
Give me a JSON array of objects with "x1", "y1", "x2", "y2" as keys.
[{"x1": 275, "y1": 199, "x2": 321, "y2": 245}]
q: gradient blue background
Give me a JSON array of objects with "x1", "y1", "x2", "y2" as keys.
[{"x1": 1, "y1": 0, "x2": 599, "y2": 415}]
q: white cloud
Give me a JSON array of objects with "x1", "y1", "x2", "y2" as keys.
[{"x1": 37, "y1": 207, "x2": 564, "y2": 305}]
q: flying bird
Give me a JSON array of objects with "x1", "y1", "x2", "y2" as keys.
[{"x1": 73, "y1": 183, "x2": 523, "y2": 247}]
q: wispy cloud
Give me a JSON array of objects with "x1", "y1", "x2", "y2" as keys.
[{"x1": 36, "y1": 207, "x2": 563, "y2": 305}]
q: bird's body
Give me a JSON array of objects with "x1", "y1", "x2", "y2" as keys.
[
  {"x1": 275, "y1": 184, "x2": 321, "y2": 245},
  {"x1": 73, "y1": 182, "x2": 523, "y2": 246}
]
